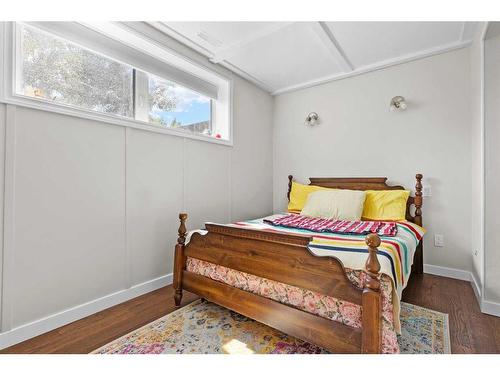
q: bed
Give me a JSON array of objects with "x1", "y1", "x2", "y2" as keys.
[{"x1": 172, "y1": 174, "x2": 424, "y2": 354}]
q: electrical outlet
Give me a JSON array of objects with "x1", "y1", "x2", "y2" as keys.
[
  {"x1": 423, "y1": 185, "x2": 432, "y2": 197},
  {"x1": 434, "y1": 234, "x2": 444, "y2": 247}
]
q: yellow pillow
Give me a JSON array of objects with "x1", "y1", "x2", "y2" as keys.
[
  {"x1": 288, "y1": 182, "x2": 329, "y2": 212},
  {"x1": 362, "y1": 190, "x2": 410, "y2": 221}
]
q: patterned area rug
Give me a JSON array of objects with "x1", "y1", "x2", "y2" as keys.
[{"x1": 92, "y1": 300, "x2": 450, "y2": 354}]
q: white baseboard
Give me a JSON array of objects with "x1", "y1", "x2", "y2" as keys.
[
  {"x1": 481, "y1": 299, "x2": 500, "y2": 317},
  {"x1": 470, "y1": 272, "x2": 482, "y2": 301},
  {"x1": 423, "y1": 264, "x2": 500, "y2": 318},
  {"x1": 423, "y1": 264, "x2": 471, "y2": 281},
  {"x1": 0, "y1": 273, "x2": 172, "y2": 350}
]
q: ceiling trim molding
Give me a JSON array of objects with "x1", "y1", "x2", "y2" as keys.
[
  {"x1": 481, "y1": 21, "x2": 490, "y2": 40},
  {"x1": 311, "y1": 22, "x2": 354, "y2": 72},
  {"x1": 459, "y1": 22, "x2": 467, "y2": 42},
  {"x1": 148, "y1": 22, "x2": 275, "y2": 93},
  {"x1": 461, "y1": 21, "x2": 480, "y2": 42},
  {"x1": 149, "y1": 22, "x2": 215, "y2": 58},
  {"x1": 271, "y1": 39, "x2": 472, "y2": 96},
  {"x1": 217, "y1": 60, "x2": 275, "y2": 92},
  {"x1": 209, "y1": 22, "x2": 294, "y2": 64}
]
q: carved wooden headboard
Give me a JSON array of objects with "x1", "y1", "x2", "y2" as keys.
[{"x1": 286, "y1": 174, "x2": 423, "y2": 226}]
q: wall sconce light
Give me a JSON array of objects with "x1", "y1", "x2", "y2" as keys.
[
  {"x1": 305, "y1": 112, "x2": 319, "y2": 126},
  {"x1": 390, "y1": 96, "x2": 407, "y2": 111}
]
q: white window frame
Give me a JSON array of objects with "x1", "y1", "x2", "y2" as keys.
[{"x1": 0, "y1": 22, "x2": 233, "y2": 146}]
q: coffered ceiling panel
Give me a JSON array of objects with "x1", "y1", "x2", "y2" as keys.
[
  {"x1": 153, "y1": 21, "x2": 479, "y2": 95},
  {"x1": 222, "y1": 22, "x2": 344, "y2": 91},
  {"x1": 324, "y1": 22, "x2": 465, "y2": 68}
]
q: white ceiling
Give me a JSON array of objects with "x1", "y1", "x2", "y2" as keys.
[{"x1": 151, "y1": 22, "x2": 478, "y2": 95}]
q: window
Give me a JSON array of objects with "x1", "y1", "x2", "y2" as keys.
[
  {"x1": 135, "y1": 71, "x2": 214, "y2": 137},
  {"x1": 8, "y1": 23, "x2": 230, "y2": 142},
  {"x1": 18, "y1": 24, "x2": 134, "y2": 118}
]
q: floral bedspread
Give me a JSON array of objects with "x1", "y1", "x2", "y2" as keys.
[{"x1": 186, "y1": 257, "x2": 400, "y2": 354}]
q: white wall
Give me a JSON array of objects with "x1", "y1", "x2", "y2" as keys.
[
  {"x1": 469, "y1": 28, "x2": 484, "y2": 292},
  {"x1": 0, "y1": 104, "x2": 5, "y2": 329},
  {"x1": 484, "y1": 32, "x2": 500, "y2": 304},
  {"x1": 273, "y1": 48, "x2": 475, "y2": 272},
  {"x1": 0, "y1": 43, "x2": 273, "y2": 345}
]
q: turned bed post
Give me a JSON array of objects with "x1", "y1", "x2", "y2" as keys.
[
  {"x1": 173, "y1": 213, "x2": 188, "y2": 306},
  {"x1": 361, "y1": 233, "x2": 382, "y2": 354},
  {"x1": 413, "y1": 173, "x2": 424, "y2": 274},
  {"x1": 287, "y1": 175, "x2": 293, "y2": 201}
]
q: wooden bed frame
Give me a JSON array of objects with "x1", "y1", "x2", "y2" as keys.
[{"x1": 172, "y1": 174, "x2": 423, "y2": 353}]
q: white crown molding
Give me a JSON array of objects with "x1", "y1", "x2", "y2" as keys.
[
  {"x1": 149, "y1": 22, "x2": 215, "y2": 59},
  {"x1": 217, "y1": 60, "x2": 275, "y2": 93},
  {"x1": 481, "y1": 22, "x2": 490, "y2": 40},
  {"x1": 271, "y1": 39, "x2": 472, "y2": 95},
  {"x1": 0, "y1": 273, "x2": 172, "y2": 350},
  {"x1": 459, "y1": 22, "x2": 467, "y2": 42},
  {"x1": 461, "y1": 21, "x2": 481, "y2": 43}
]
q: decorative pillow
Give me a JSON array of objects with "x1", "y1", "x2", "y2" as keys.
[
  {"x1": 287, "y1": 181, "x2": 330, "y2": 213},
  {"x1": 362, "y1": 190, "x2": 410, "y2": 221},
  {"x1": 301, "y1": 189, "x2": 367, "y2": 220}
]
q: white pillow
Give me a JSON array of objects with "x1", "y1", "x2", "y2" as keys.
[{"x1": 301, "y1": 189, "x2": 366, "y2": 221}]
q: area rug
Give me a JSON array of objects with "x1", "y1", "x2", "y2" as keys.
[{"x1": 91, "y1": 300, "x2": 450, "y2": 354}]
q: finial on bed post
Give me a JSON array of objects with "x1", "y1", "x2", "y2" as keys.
[
  {"x1": 361, "y1": 233, "x2": 382, "y2": 353},
  {"x1": 178, "y1": 213, "x2": 188, "y2": 245},
  {"x1": 287, "y1": 175, "x2": 293, "y2": 201},
  {"x1": 174, "y1": 213, "x2": 188, "y2": 306},
  {"x1": 364, "y1": 234, "x2": 381, "y2": 291},
  {"x1": 414, "y1": 174, "x2": 423, "y2": 226},
  {"x1": 413, "y1": 174, "x2": 424, "y2": 275}
]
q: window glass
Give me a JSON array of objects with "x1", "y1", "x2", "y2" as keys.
[
  {"x1": 146, "y1": 73, "x2": 213, "y2": 136},
  {"x1": 18, "y1": 24, "x2": 134, "y2": 117}
]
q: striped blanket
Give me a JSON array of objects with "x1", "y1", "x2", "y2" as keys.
[
  {"x1": 186, "y1": 214, "x2": 425, "y2": 332},
  {"x1": 264, "y1": 214, "x2": 398, "y2": 236}
]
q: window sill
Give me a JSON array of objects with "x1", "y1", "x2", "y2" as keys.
[{"x1": 0, "y1": 94, "x2": 233, "y2": 146}]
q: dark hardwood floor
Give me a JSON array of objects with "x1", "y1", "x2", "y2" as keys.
[
  {"x1": 1, "y1": 274, "x2": 499, "y2": 354},
  {"x1": 402, "y1": 274, "x2": 500, "y2": 353},
  {"x1": 0, "y1": 288, "x2": 199, "y2": 354}
]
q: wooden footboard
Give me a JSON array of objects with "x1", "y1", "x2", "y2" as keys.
[{"x1": 172, "y1": 214, "x2": 383, "y2": 354}]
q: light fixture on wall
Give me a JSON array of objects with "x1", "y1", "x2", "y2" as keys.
[
  {"x1": 305, "y1": 112, "x2": 319, "y2": 126},
  {"x1": 390, "y1": 96, "x2": 407, "y2": 111}
]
